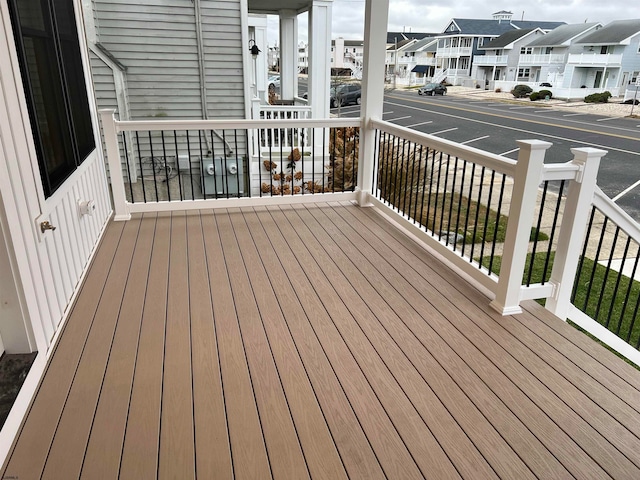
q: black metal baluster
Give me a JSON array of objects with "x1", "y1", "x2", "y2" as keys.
[
  {"x1": 622, "y1": 245, "x2": 640, "y2": 341},
  {"x1": 437, "y1": 153, "x2": 451, "y2": 241},
  {"x1": 148, "y1": 131, "x2": 159, "y2": 201},
  {"x1": 186, "y1": 130, "x2": 195, "y2": 200},
  {"x1": 610, "y1": 236, "x2": 631, "y2": 335},
  {"x1": 488, "y1": 174, "x2": 507, "y2": 276},
  {"x1": 461, "y1": 162, "x2": 476, "y2": 256},
  {"x1": 418, "y1": 146, "x2": 428, "y2": 229},
  {"x1": 528, "y1": 181, "x2": 549, "y2": 285},
  {"x1": 478, "y1": 169, "x2": 496, "y2": 264},
  {"x1": 444, "y1": 157, "x2": 459, "y2": 247},
  {"x1": 234, "y1": 129, "x2": 241, "y2": 198},
  {"x1": 161, "y1": 131, "x2": 171, "y2": 202},
  {"x1": 135, "y1": 131, "x2": 146, "y2": 202},
  {"x1": 122, "y1": 133, "x2": 135, "y2": 203},
  {"x1": 401, "y1": 137, "x2": 410, "y2": 215},
  {"x1": 583, "y1": 215, "x2": 608, "y2": 312},
  {"x1": 342, "y1": 126, "x2": 346, "y2": 194},
  {"x1": 174, "y1": 131, "x2": 184, "y2": 201},
  {"x1": 222, "y1": 130, "x2": 231, "y2": 199},
  {"x1": 572, "y1": 207, "x2": 596, "y2": 303},
  {"x1": 542, "y1": 180, "x2": 566, "y2": 283},
  {"x1": 407, "y1": 141, "x2": 417, "y2": 222},
  {"x1": 598, "y1": 226, "x2": 620, "y2": 326},
  {"x1": 425, "y1": 148, "x2": 437, "y2": 235},
  {"x1": 432, "y1": 151, "x2": 443, "y2": 234},
  {"x1": 453, "y1": 159, "x2": 467, "y2": 252},
  {"x1": 469, "y1": 166, "x2": 486, "y2": 263}
]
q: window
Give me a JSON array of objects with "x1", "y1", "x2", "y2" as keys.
[
  {"x1": 353, "y1": 48, "x2": 356, "y2": 53},
  {"x1": 8, "y1": 0, "x2": 94, "y2": 197},
  {"x1": 520, "y1": 47, "x2": 533, "y2": 54},
  {"x1": 600, "y1": 46, "x2": 608, "y2": 54},
  {"x1": 477, "y1": 38, "x2": 484, "y2": 47},
  {"x1": 517, "y1": 68, "x2": 531, "y2": 78}
]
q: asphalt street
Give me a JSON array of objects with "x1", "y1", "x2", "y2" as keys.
[{"x1": 333, "y1": 90, "x2": 640, "y2": 221}]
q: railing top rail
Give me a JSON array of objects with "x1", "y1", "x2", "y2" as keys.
[
  {"x1": 108, "y1": 115, "x2": 362, "y2": 133},
  {"x1": 261, "y1": 105, "x2": 312, "y2": 111},
  {"x1": 593, "y1": 186, "x2": 640, "y2": 242},
  {"x1": 371, "y1": 118, "x2": 517, "y2": 176}
]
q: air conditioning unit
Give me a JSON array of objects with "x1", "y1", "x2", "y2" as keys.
[{"x1": 201, "y1": 157, "x2": 245, "y2": 197}]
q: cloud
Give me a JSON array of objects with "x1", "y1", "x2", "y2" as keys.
[{"x1": 265, "y1": 1, "x2": 640, "y2": 45}]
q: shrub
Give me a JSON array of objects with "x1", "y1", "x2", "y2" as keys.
[
  {"x1": 529, "y1": 92, "x2": 540, "y2": 101},
  {"x1": 623, "y1": 98, "x2": 640, "y2": 105},
  {"x1": 584, "y1": 91, "x2": 612, "y2": 103},
  {"x1": 538, "y1": 89, "x2": 553, "y2": 99},
  {"x1": 511, "y1": 84, "x2": 533, "y2": 98},
  {"x1": 494, "y1": 87, "x2": 502, "y2": 93}
]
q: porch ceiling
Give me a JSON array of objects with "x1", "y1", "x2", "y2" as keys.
[
  {"x1": 3, "y1": 203, "x2": 640, "y2": 479},
  {"x1": 248, "y1": 0, "x2": 313, "y2": 15}
]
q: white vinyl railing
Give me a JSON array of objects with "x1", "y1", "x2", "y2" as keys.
[
  {"x1": 518, "y1": 54, "x2": 566, "y2": 65},
  {"x1": 567, "y1": 53, "x2": 623, "y2": 66},
  {"x1": 473, "y1": 55, "x2": 509, "y2": 65}
]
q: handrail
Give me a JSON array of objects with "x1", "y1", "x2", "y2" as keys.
[
  {"x1": 114, "y1": 117, "x2": 362, "y2": 133},
  {"x1": 593, "y1": 186, "x2": 640, "y2": 243},
  {"x1": 371, "y1": 118, "x2": 517, "y2": 177}
]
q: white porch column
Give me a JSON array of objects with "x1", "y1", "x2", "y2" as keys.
[
  {"x1": 356, "y1": 0, "x2": 390, "y2": 205},
  {"x1": 248, "y1": 15, "x2": 268, "y2": 103},
  {"x1": 308, "y1": 0, "x2": 332, "y2": 119},
  {"x1": 279, "y1": 10, "x2": 298, "y2": 101}
]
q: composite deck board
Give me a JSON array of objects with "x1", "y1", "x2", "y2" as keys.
[
  {"x1": 159, "y1": 213, "x2": 196, "y2": 478},
  {"x1": 295, "y1": 204, "x2": 551, "y2": 479},
  {"x1": 261, "y1": 207, "x2": 427, "y2": 479},
  {"x1": 216, "y1": 211, "x2": 310, "y2": 480},
  {"x1": 200, "y1": 210, "x2": 272, "y2": 479},
  {"x1": 352, "y1": 202, "x2": 640, "y2": 478},
  {"x1": 246, "y1": 207, "x2": 387, "y2": 480},
  {"x1": 118, "y1": 213, "x2": 170, "y2": 479},
  {"x1": 4, "y1": 203, "x2": 640, "y2": 479},
  {"x1": 3, "y1": 219, "x2": 131, "y2": 480},
  {"x1": 80, "y1": 214, "x2": 155, "y2": 479},
  {"x1": 228, "y1": 209, "x2": 349, "y2": 480},
  {"x1": 185, "y1": 211, "x2": 233, "y2": 479}
]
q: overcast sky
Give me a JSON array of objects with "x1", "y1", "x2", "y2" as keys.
[{"x1": 266, "y1": 1, "x2": 640, "y2": 45}]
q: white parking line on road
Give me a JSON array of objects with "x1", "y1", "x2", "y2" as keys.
[
  {"x1": 430, "y1": 127, "x2": 458, "y2": 135},
  {"x1": 382, "y1": 111, "x2": 394, "y2": 115},
  {"x1": 385, "y1": 115, "x2": 411, "y2": 122},
  {"x1": 596, "y1": 117, "x2": 617, "y2": 122},
  {"x1": 562, "y1": 113, "x2": 584, "y2": 117},
  {"x1": 612, "y1": 179, "x2": 640, "y2": 201},
  {"x1": 534, "y1": 110, "x2": 548, "y2": 113},
  {"x1": 461, "y1": 135, "x2": 490, "y2": 145},
  {"x1": 500, "y1": 148, "x2": 520, "y2": 155},
  {"x1": 509, "y1": 106, "x2": 533, "y2": 110},
  {"x1": 406, "y1": 121, "x2": 433, "y2": 128}
]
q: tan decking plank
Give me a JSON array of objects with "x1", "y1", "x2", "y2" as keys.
[
  {"x1": 293, "y1": 204, "x2": 539, "y2": 480},
  {"x1": 336, "y1": 204, "x2": 607, "y2": 478},
  {"x1": 200, "y1": 211, "x2": 271, "y2": 480},
  {"x1": 229, "y1": 209, "x2": 349, "y2": 480},
  {"x1": 1, "y1": 220, "x2": 126, "y2": 480},
  {"x1": 185, "y1": 211, "x2": 233, "y2": 479},
  {"x1": 245, "y1": 206, "x2": 386, "y2": 480},
  {"x1": 119, "y1": 213, "x2": 171, "y2": 479},
  {"x1": 80, "y1": 214, "x2": 156, "y2": 479},
  {"x1": 216, "y1": 210, "x2": 310, "y2": 480},
  {"x1": 523, "y1": 300, "x2": 640, "y2": 391},
  {"x1": 41, "y1": 217, "x2": 142, "y2": 479},
  {"x1": 158, "y1": 212, "x2": 196, "y2": 479},
  {"x1": 352, "y1": 203, "x2": 640, "y2": 478},
  {"x1": 267, "y1": 205, "x2": 450, "y2": 479}
]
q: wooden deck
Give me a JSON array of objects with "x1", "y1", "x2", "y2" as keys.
[{"x1": 3, "y1": 202, "x2": 640, "y2": 479}]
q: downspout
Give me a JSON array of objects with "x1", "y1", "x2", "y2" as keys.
[{"x1": 194, "y1": 0, "x2": 232, "y2": 155}]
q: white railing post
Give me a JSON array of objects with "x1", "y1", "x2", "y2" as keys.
[
  {"x1": 545, "y1": 147, "x2": 606, "y2": 319},
  {"x1": 99, "y1": 109, "x2": 131, "y2": 221},
  {"x1": 356, "y1": 0, "x2": 389, "y2": 206},
  {"x1": 490, "y1": 140, "x2": 552, "y2": 315}
]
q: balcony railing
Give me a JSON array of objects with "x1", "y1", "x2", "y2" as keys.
[
  {"x1": 437, "y1": 46, "x2": 472, "y2": 57},
  {"x1": 473, "y1": 55, "x2": 508, "y2": 66},
  {"x1": 100, "y1": 108, "x2": 640, "y2": 366},
  {"x1": 519, "y1": 54, "x2": 566, "y2": 65},
  {"x1": 567, "y1": 53, "x2": 623, "y2": 66}
]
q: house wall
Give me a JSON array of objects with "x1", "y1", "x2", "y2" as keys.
[
  {"x1": 92, "y1": 0, "x2": 245, "y2": 120},
  {"x1": 620, "y1": 35, "x2": 640, "y2": 89}
]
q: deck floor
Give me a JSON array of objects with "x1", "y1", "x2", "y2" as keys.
[{"x1": 3, "y1": 202, "x2": 640, "y2": 479}]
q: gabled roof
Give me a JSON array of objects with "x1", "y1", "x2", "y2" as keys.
[
  {"x1": 403, "y1": 37, "x2": 438, "y2": 53},
  {"x1": 526, "y1": 23, "x2": 601, "y2": 47},
  {"x1": 481, "y1": 28, "x2": 536, "y2": 49},
  {"x1": 511, "y1": 20, "x2": 565, "y2": 31},
  {"x1": 386, "y1": 38, "x2": 415, "y2": 51},
  {"x1": 440, "y1": 18, "x2": 565, "y2": 37},
  {"x1": 386, "y1": 32, "x2": 436, "y2": 44},
  {"x1": 575, "y1": 19, "x2": 640, "y2": 45}
]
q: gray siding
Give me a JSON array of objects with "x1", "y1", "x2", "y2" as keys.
[{"x1": 92, "y1": 0, "x2": 245, "y2": 120}]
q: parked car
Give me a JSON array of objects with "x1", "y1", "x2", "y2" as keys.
[
  {"x1": 540, "y1": 82, "x2": 553, "y2": 87},
  {"x1": 268, "y1": 75, "x2": 280, "y2": 91},
  {"x1": 418, "y1": 83, "x2": 447, "y2": 96},
  {"x1": 330, "y1": 84, "x2": 361, "y2": 107}
]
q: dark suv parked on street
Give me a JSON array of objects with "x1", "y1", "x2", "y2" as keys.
[
  {"x1": 330, "y1": 84, "x2": 361, "y2": 107},
  {"x1": 418, "y1": 83, "x2": 447, "y2": 96}
]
